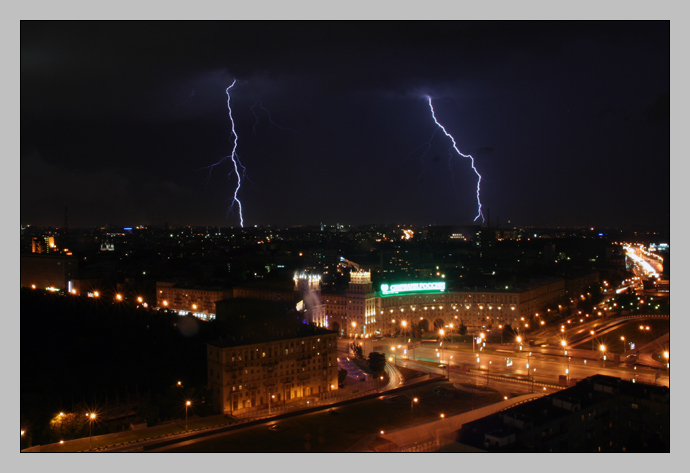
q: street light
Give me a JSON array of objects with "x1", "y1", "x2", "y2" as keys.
[
  {"x1": 185, "y1": 400, "x2": 191, "y2": 430},
  {"x1": 664, "y1": 351, "x2": 669, "y2": 375},
  {"x1": 58, "y1": 412, "x2": 65, "y2": 440},
  {"x1": 87, "y1": 412, "x2": 96, "y2": 451},
  {"x1": 351, "y1": 321, "x2": 357, "y2": 338},
  {"x1": 474, "y1": 332, "x2": 485, "y2": 352},
  {"x1": 439, "y1": 329, "x2": 445, "y2": 363},
  {"x1": 411, "y1": 397, "x2": 418, "y2": 420},
  {"x1": 600, "y1": 345, "x2": 606, "y2": 368}
]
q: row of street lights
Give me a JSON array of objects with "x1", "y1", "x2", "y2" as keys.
[{"x1": 45, "y1": 394, "x2": 195, "y2": 452}]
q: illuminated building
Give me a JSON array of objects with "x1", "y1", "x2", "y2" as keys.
[
  {"x1": 31, "y1": 235, "x2": 56, "y2": 254},
  {"x1": 207, "y1": 328, "x2": 338, "y2": 415},
  {"x1": 346, "y1": 271, "x2": 377, "y2": 337},
  {"x1": 323, "y1": 274, "x2": 568, "y2": 336},
  {"x1": 220, "y1": 269, "x2": 592, "y2": 338},
  {"x1": 294, "y1": 273, "x2": 326, "y2": 327},
  {"x1": 155, "y1": 282, "x2": 232, "y2": 320}
]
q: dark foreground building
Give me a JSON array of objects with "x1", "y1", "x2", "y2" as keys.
[{"x1": 457, "y1": 375, "x2": 669, "y2": 452}]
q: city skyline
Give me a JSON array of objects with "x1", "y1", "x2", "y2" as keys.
[{"x1": 21, "y1": 21, "x2": 670, "y2": 229}]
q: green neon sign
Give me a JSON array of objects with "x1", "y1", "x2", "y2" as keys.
[{"x1": 380, "y1": 282, "x2": 445, "y2": 296}]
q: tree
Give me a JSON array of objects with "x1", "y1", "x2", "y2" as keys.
[
  {"x1": 350, "y1": 343, "x2": 364, "y2": 360},
  {"x1": 414, "y1": 321, "x2": 423, "y2": 339},
  {"x1": 49, "y1": 412, "x2": 86, "y2": 442},
  {"x1": 338, "y1": 368, "x2": 348, "y2": 387},
  {"x1": 458, "y1": 323, "x2": 468, "y2": 336},
  {"x1": 368, "y1": 352, "x2": 386, "y2": 375}
]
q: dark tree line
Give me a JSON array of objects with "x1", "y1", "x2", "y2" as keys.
[{"x1": 20, "y1": 288, "x2": 216, "y2": 445}]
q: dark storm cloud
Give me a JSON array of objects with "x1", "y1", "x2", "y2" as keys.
[{"x1": 21, "y1": 21, "x2": 670, "y2": 228}]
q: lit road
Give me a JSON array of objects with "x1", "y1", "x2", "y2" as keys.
[
  {"x1": 336, "y1": 340, "x2": 402, "y2": 390},
  {"x1": 624, "y1": 245, "x2": 664, "y2": 279},
  {"x1": 337, "y1": 334, "x2": 668, "y2": 389},
  {"x1": 393, "y1": 343, "x2": 668, "y2": 388}
]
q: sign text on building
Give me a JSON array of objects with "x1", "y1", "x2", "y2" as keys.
[{"x1": 380, "y1": 282, "x2": 446, "y2": 296}]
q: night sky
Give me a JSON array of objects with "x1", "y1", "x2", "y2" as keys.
[{"x1": 21, "y1": 21, "x2": 670, "y2": 229}]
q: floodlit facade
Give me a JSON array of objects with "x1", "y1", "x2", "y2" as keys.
[
  {"x1": 322, "y1": 273, "x2": 572, "y2": 337},
  {"x1": 234, "y1": 272, "x2": 594, "y2": 338},
  {"x1": 207, "y1": 330, "x2": 338, "y2": 415},
  {"x1": 294, "y1": 273, "x2": 326, "y2": 327},
  {"x1": 156, "y1": 282, "x2": 233, "y2": 320}
]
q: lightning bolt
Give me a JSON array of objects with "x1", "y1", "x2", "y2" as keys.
[
  {"x1": 200, "y1": 79, "x2": 245, "y2": 227},
  {"x1": 425, "y1": 96, "x2": 484, "y2": 223},
  {"x1": 225, "y1": 80, "x2": 244, "y2": 227},
  {"x1": 250, "y1": 100, "x2": 297, "y2": 135},
  {"x1": 176, "y1": 89, "x2": 195, "y2": 108},
  {"x1": 408, "y1": 127, "x2": 439, "y2": 186}
]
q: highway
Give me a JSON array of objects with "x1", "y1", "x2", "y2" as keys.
[
  {"x1": 339, "y1": 336, "x2": 668, "y2": 388},
  {"x1": 405, "y1": 344, "x2": 666, "y2": 386}
]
